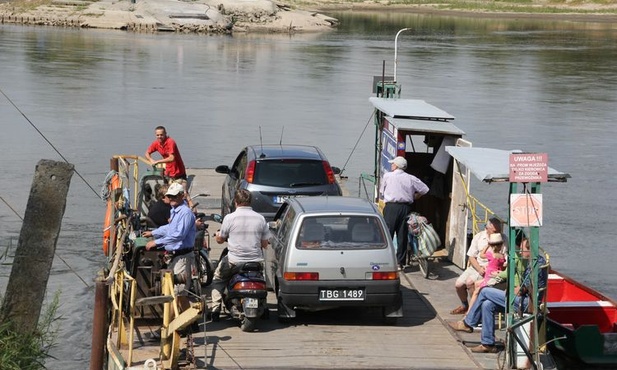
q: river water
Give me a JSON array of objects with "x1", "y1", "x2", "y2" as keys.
[{"x1": 1, "y1": 12, "x2": 617, "y2": 368}]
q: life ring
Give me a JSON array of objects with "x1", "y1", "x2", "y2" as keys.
[{"x1": 102, "y1": 172, "x2": 121, "y2": 256}]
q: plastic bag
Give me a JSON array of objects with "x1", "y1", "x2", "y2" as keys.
[{"x1": 408, "y1": 213, "x2": 441, "y2": 258}]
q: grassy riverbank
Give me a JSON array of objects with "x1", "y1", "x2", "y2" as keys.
[{"x1": 292, "y1": 0, "x2": 617, "y2": 16}]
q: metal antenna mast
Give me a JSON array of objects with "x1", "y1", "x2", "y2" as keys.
[{"x1": 394, "y1": 28, "x2": 410, "y2": 83}]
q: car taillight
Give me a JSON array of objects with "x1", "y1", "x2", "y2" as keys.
[
  {"x1": 245, "y1": 160, "x2": 256, "y2": 183},
  {"x1": 372, "y1": 272, "x2": 398, "y2": 280},
  {"x1": 322, "y1": 161, "x2": 335, "y2": 184},
  {"x1": 284, "y1": 272, "x2": 319, "y2": 281},
  {"x1": 232, "y1": 281, "x2": 266, "y2": 290}
]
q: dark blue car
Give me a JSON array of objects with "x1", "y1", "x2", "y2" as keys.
[{"x1": 215, "y1": 144, "x2": 342, "y2": 221}]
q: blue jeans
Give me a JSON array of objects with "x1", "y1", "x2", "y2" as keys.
[{"x1": 463, "y1": 287, "x2": 528, "y2": 346}]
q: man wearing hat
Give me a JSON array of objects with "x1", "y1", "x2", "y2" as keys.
[
  {"x1": 143, "y1": 182, "x2": 197, "y2": 312},
  {"x1": 379, "y1": 156, "x2": 429, "y2": 269}
]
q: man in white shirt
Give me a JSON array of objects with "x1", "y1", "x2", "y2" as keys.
[
  {"x1": 379, "y1": 156, "x2": 429, "y2": 269},
  {"x1": 210, "y1": 189, "x2": 271, "y2": 321}
]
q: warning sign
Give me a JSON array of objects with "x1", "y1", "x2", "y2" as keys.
[
  {"x1": 510, "y1": 194, "x2": 543, "y2": 227},
  {"x1": 509, "y1": 153, "x2": 548, "y2": 183}
]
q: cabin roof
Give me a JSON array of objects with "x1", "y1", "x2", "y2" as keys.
[
  {"x1": 369, "y1": 97, "x2": 455, "y2": 120},
  {"x1": 370, "y1": 97, "x2": 464, "y2": 136},
  {"x1": 384, "y1": 116, "x2": 465, "y2": 136},
  {"x1": 445, "y1": 146, "x2": 571, "y2": 183}
]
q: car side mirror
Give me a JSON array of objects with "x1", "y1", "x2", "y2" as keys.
[
  {"x1": 331, "y1": 166, "x2": 341, "y2": 175},
  {"x1": 268, "y1": 221, "x2": 279, "y2": 230},
  {"x1": 215, "y1": 165, "x2": 230, "y2": 174},
  {"x1": 205, "y1": 214, "x2": 223, "y2": 223}
]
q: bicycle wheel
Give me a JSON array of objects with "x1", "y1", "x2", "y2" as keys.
[
  {"x1": 191, "y1": 276, "x2": 202, "y2": 297},
  {"x1": 198, "y1": 249, "x2": 214, "y2": 286}
]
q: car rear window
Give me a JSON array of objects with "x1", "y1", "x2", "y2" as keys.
[
  {"x1": 296, "y1": 216, "x2": 387, "y2": 250},
  {"x1": 254, "y1": 160, "x2": 327, "y2": 187}
]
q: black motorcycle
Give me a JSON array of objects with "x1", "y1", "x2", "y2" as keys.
[{"x1": 216, "y1": 249, "x2": 269, "y2": 332}]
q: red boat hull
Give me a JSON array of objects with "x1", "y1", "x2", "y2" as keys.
[{"x1": 545, "y1": 269, "x2": 617, "y2": 365}]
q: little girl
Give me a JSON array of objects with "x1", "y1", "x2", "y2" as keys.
[{"x1": 464, "y1": 233, "x2": 506, "y2": 316}]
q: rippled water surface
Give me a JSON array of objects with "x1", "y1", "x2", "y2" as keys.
[{"x1": 1, "y1": 13, "x2": 617, "y2": 367}]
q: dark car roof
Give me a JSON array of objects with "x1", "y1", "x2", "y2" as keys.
[
  {"x1": 247, "y1": 145, "x2": 325, "y2": 161},
  {"x1": 288, "y1": 196, "x2": 379, "y2": 214}
]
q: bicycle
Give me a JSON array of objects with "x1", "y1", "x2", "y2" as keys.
[
  {"x1": 406, "y1": 212, "x2": 439, "y2": 279},
  {"x1": 407, "y1": 231, "x2": 430, "y2": 279}
]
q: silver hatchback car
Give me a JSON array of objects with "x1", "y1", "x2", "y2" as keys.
[{"x1": 266, "y1": 196, "x2": 403, "y2": 323}]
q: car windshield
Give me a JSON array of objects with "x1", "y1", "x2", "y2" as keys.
[
  {"x1": 254, "y1": 160, "x2": 327, "y2": 187},
  {"x1": 296, "y1": 216, "x2": 387, "y2": 250}
]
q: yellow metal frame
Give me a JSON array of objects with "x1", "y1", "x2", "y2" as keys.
[
  {"x1": 108, "y1": 269, "x2": 138, "y2": 367},
  {"x1": 106, "y1": 154, "x2": 203, "y2": 369},
  {"x1": 107, "y1": 268, "x2": 205, "y2": 370},
  {"x1": 456, "y1": 170, "x2": 506, "y2": 235},
  {"x1": 111, "y1": 154, "x2": 152, "y2": 210},
  {"x1": 159, "y1": 271, "x2": 204, "y2": 369}
]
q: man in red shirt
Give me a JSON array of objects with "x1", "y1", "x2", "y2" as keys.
[{"x1": 145, "y1": 126, "x2": 193, "y2": 208}]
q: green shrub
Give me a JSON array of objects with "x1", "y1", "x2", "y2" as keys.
[{"x1": 0, "y1": 292, "x2": 60, "y2": 370}]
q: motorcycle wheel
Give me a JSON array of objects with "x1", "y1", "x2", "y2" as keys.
[{"x1": 241, "y1": 316, "x2": 257, "y2": 332}]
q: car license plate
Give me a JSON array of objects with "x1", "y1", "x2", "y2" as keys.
[
  {"x1": 274, "y1": 195, "x2": 292, "y2": 204},
  {"x1": 244, "y1": 298, "x2": 259, "y2": 308},
  {"x1": 319, "y1": 289, "x2": 365, "y2": 301}
]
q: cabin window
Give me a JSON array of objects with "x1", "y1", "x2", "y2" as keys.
[{"x1": 404, "y1": 134, "x2": 441, "y2": 154}]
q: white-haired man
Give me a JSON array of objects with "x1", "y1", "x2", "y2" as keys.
[{"x1": 379, "y1": 156, "x2": 429, "y2": 269}]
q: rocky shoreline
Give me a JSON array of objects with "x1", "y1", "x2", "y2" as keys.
[
  {"x1": 1, "y1": 0, "x2": 615, "y2": 34},
  {"x1": 0, "y1": 0, "x2": 340, "y2": 34}
]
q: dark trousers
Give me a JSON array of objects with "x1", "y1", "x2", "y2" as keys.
[{"x1": 383, "y1": 202, "x2": 413, "y2": 266}]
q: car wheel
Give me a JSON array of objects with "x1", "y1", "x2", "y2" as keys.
[
  {"x1": 383, "y1": 316, "x2": 398, "y2": 326},
  {"x1": 276, "y1": 282, "x2": 293, "y2": 323},
  {"x1": 261, "y1": 303, "x2": 270, "y2": 320},
  {"x1": 220, "y1": 197, "x2": 227, "y2": 219}
]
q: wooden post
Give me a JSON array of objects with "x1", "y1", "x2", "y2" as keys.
[
  {"x1": 90, "y1": 273, "x2": 108, "y2": 370},
  {"x1": 0, "y1": 159, "x2": 74, "y2": 332}
]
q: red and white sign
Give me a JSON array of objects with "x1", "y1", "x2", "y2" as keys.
[
  {"x1": 510, "y1": 194, "x2": 543, "y2": 227},
  {"x1": 509, "y1": 153, "x2": 548, "y2": 183}
]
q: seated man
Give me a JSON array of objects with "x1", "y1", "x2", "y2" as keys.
[
  {"x1": 448, "y1": 239, "x2": 547, "y2": 353},
  {"x1": 146, "y1": 184, "x2": 171, "y2": 227},
  {"x1": 210, "y1": 189, "x2": 271, "y2": 321},
  {"x1": 143, "y1": 183, "x2": 196, "y2": 313}
]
